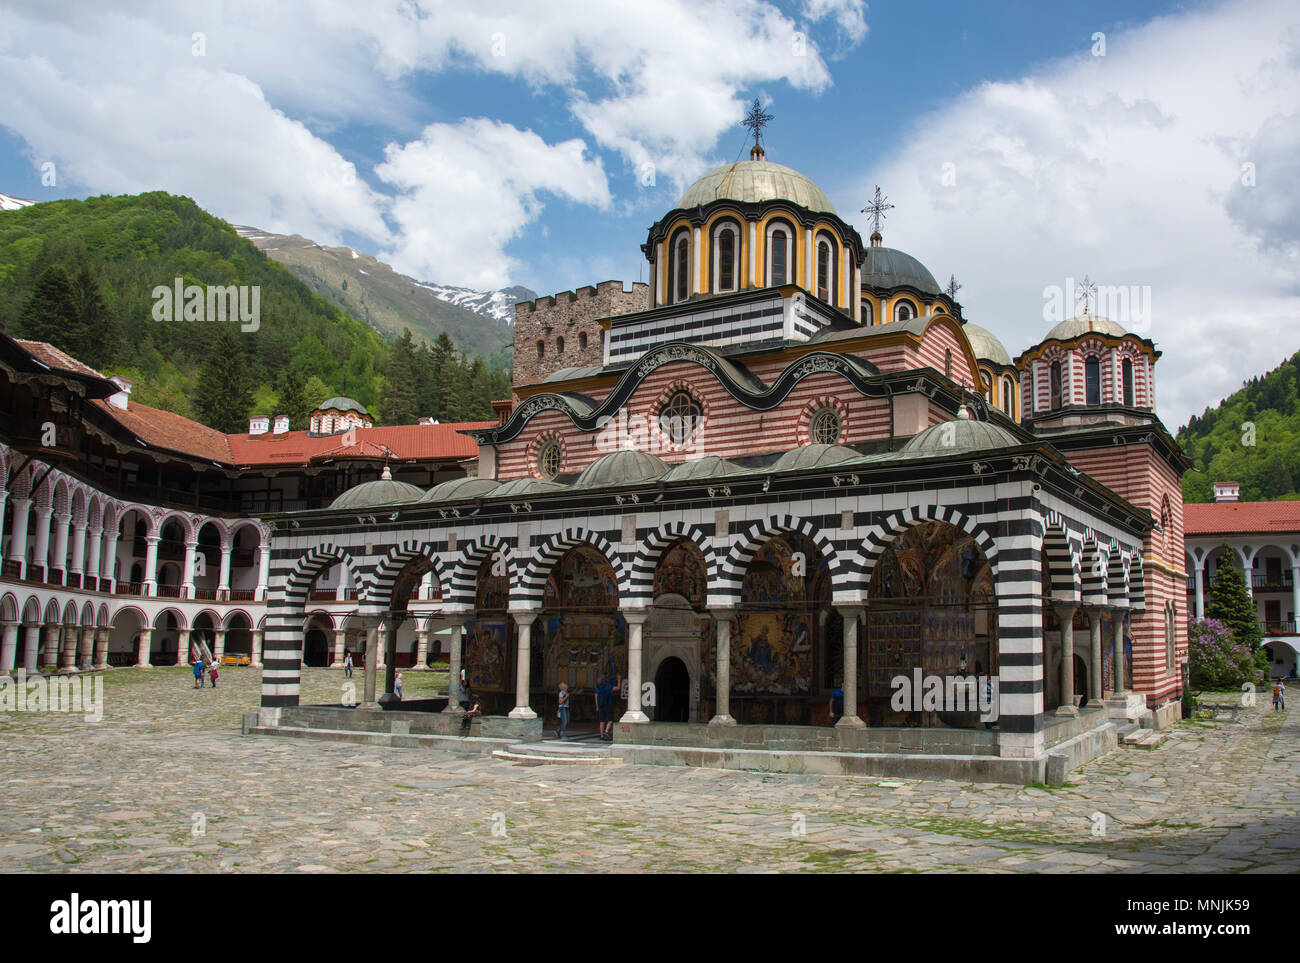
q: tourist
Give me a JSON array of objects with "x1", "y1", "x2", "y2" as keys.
[
  {"x1": 829, "y1": 680, "x2": 844, "y2": 726},
  {"x1": 556, "y1": 682, "x2": 570, "y2": 740},
  {"x1": 984, "y1": 675, "x2": 996, "y2": 729},
  {"x1": 395, "y1": 671, "x2": 403, "y2": 701},
  {"x1": 595, "y1": 676, "x2": 615, "y2": 741},
  {"x1": 343, "y1": 652, "x2": 353, "y2": 678},
  {"x1": 1274, "y1": 679, "x2": 1286, "y2": 712},
  {"x1": 193, "y1": 656, "x2": 204, "y2": 689},
  {"x1": 209, "y1": 662, "x2": 219, "y2": 688},
  {"x1": 460, "y1": 698, "x2": 481, "y2": 733}
]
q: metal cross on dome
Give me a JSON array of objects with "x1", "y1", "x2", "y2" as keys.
[
  {"x1": 945, "y1": 274, "x2": 962, "y2": 300},
  {"x1": 742, "y1": 98, "x2": 773, "y2": 150},
  {"x1": 861, "y1": 185, "x2": 894, "y2": 234},
  {"x1": 1076, "y1": 275, "x2": 1097, "y2": 315}
]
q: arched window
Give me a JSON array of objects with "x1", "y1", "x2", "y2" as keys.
[
  {"x1": 980, "y1": 367, "x2": 992, "y2": 402},
  {"x1": 860, "y1": 300, "x2": 873, "y2": 325},
  {"x1": 556, "y1": 336, "x2": 565, "y2": 355},
  {"x1": 1049, "y1": 361, "x2": 1063, "y2": 410},
  {"x1": 536, "y1": 340, "x2": 545, "y2": 360},
  {"x1": 810, "y1": 407, "x2": 841, "y2": 445},
  {"x1": 578, "y1": 331, "x2": 588, "y2": 351},
  {"x1": 1085, "y1": 356, "x2": 1100, "y2": 405},
  {"x1": 816, "y1": 239, "x2": 831, "y2": 302},
  {"x1": 1165, "y1": 601, "x2": 1176, "y2": 673},
  {"x1": 894, "y1": 299, "x2": 916, "y2": 322},
  {"x1": 1001, "y1": 375, "x2": 1014, "y2": 416},
  {"x1": 713, "y1": 224, "x2": 738, "y2": 293},
  {"x1": 1122, "y1": 358, "x2": 1135, "y2": 406},
  {"x1": 673, "y1": 232, "x2": 691, "y2": 303},
  {"x1": 537, "y1": 440, "x2": 562, "y2": 480},
  {"x1": 659, "y1": 390, "x2": 703, "y2": 445},
  {"x1": 766, "y1": 222, "x2": 792, "y2": 287}
]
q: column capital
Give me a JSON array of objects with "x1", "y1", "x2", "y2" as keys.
[
  {"x1": 144, "y1": 534, "x2": 160, "y2": 544},
  {"x1": 509, "y1": 608, "x2": 538, "y2": 628},
  {"x1": 621, "y1": 607, "x2": 649, "y2": 626},
  {"x1": 834, "y1": 604, "x2": 865, "y2": 621},
  {"x1": 708, "y1": 608, "x2": 736, "y2": 623},
  {"x1": 1052, "y1": 601, "x2": 1078, "y2": 619}
]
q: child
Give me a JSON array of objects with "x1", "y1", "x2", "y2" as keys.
[
  {"x1": 209, "y1": 662, "x2": 219, "y2": 688},
  {"x1": 395, "y1": 671, "x2": 403, "y2": 700}
]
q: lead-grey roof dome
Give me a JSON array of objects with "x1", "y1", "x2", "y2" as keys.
[
  {"x1": 329, "y1": 471, "x2": 424, "y2": 510},
  {"x1": 316, "y1": 396, "x2": 369, "y2": 415},
  {"x1": 963, "y1": 322, "x2": 1012, "y2": 367},
  {"x1": 418, "y1": 476, "x2": 500, "y2": 503},
  {"x1": 676, "y1": 160, "x2": 836, "y2": 215},
  {"x1": 862, "y1": 246, "x2": 941, "y2": 296},
  {"x1": 770, "y1": 444, "x2": 860, "y2": 472},
  {"x1": 901, "y1": 415, "x2": 1022, "y2": 455},
  {"x1": 574, "y1": 450, "x2": 670, "y2": 488},
  {"x1": 1044, "y1": 314, "x2": 1127, "y2": 342}
]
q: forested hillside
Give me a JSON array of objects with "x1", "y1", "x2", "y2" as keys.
[
  {"x1": 0, "y1": 192, "x2": 509, "y2": 432},
  {"x1": 1177, "y1": 350, "x2": 1300, "y2": 503}
]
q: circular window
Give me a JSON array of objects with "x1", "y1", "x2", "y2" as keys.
[
  {"x1": 811, "y1": 408, "x2": 841, "y2": 445},
  {"x1": 659, "y1": 390, "x2": 703, "y2": 445},
  {"x1": 537, "y1": 440, "x2": 561, "y2": 479}
]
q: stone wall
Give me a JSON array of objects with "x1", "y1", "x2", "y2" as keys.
[{"x1": 512, "y1": 281, "x2": 649, "y2": 389}]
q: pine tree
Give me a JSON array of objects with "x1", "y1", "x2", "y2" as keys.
[
  {"x1": 193, "y1": 329, "x2": 254, "y2": 433},
  {"x1": 1207, "y1": 546, "x2": 1263, "y2": 651},
  {"x1": 18, "y1": 265, "x2": 82, "y2": 349},
  {"x1": 379, "y1": 329, "x2": 418, "y2": 425},
  {"x1": 71, "y1": 265, "x2": 121, "y2": 368},
  {"x1": 276, "y1": 366, "x2": 313, "y2": 430}
]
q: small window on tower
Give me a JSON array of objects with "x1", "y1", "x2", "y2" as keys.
[
  {"x1": 770, "y1": 230, "x2": 788, "y2": 286},
  {"x1": 1001, "y1": 375, "x2": 1014, "y2": 416},
  {"x1": 537, "y1": 340, "x2": 545, "y2": 359},
  {"x1": 578, "y1": 331, "x2": 588, "y2": 350},
  {"x1": 816, "y1": 240, "x2": 831, "y2": 302},
  {"x1": 1123, "y1": 358, "x2": 1135, "y2": 406},
  {"x1": 895, "y1": 300, "x2": 916, "y2": 322},
  {"x1": 556, "y1": 336, "x2": 565, "y2": 355},
  {"x1": 717, "y1": 227, "x2": 736, "y2": 292},
  {"x1": 945, "y1": 349, "x2": 953, "y2": 379},
  {"x1": 1049, "y1": 361, "x2": 1063, "y2": 410},
  {"x1": 674, "y1": 233, "x2": 690, "y2": 303},
  {"x1": 860, "y1": 300, "x2": 873, "y2": 325},
  {"x1": 1085, "y1": 357, "x2": 1100, "y2": 405}
]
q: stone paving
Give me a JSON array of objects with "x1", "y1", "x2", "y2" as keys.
[{"x1": 1, "y1": 666, "x2": 1298, "y2": 872}]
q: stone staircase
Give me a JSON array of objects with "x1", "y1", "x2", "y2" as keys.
[
  {"x1": 1115, "y1": 720, "x2": 1169, "y2": 750},
  {"x1": 492, "y1": 738, "x2": 623, "y2": 767}
]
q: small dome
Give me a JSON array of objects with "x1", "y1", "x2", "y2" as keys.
[
  {"x1": 661, "y1": 455, "x2": 742, "y2": 482},
  {"x1": 901, "y1": 415, "x2": 1022, "y2": 455},
  {"x1": 492, "y1": 477, "x2": 566, "y2": 498},
  {"x1": 316, "y1": 396, "x2": 369, "y2": 415},
  {"x1": 770, "y1": 444, "x2": 859, "y2": 472},
  {"x1": 418, "y1": 477, "x2": 500, "y2": 503},
  {"x1": 574, "y1": 450, "x2": 670, "y2": 488},
  {"x1": 329, "y1": 468, "x2": 423, "y2": 510},
  {"x1": 676, "y1": 160, "x2": 836, "y2": 215},
  {"x1": 963, "y1": 322, "x2": 1012, "y2": 367},
  {"x1": 862, "y1": 246, "x2": 941, "y2": 296},
  {"x1": 1044, "y1": 314, "x2": 1127, "y2": 342}
]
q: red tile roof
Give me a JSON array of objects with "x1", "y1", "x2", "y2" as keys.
[
  {"x1": 1185, "y1": 501, "x2": 1300, "y2": 535},
  {"x1": 225, "y1": 423, "x2": 492, "y2": 468},
  {"x1": 90, "y1": 397, "x2": 235, "y2": 462},
  {"x1": 17, "y1": 339, "x2": 110, "y2": 381}
]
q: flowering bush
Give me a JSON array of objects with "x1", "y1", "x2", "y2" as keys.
[{"x1": 1188, "y1": 618, "x2": 1261, "y2": 690}]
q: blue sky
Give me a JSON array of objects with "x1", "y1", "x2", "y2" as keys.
[{"x1": 2, "y1": 0, "x2": 1298, "y2": 430}]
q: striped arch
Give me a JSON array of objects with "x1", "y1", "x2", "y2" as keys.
[
  {"x1": 1080, "y1": 539, "x2": 1107, "y2": 605},
  {"x1": 520, "y1": 528, "x2": 628, "y2": 608},
  {"x1": 1042, "y1": 515, "x2": 1080, "y2": 602},
  {"x1": 1107, "y1": 547, "x2": 1130, "y2": 606},
  {"x1": 363, "y1": 539, "x2": 450, "y2": 608},
  {"x1": 629, "y1": 522, "x2": 718, "y2": 606},
  {"x1": 285, "y1": 544, "x2": 360, "y2": 604},
  {"x1": 715, "y1": 514, "x2": 844, "y2": 606},
  {"x1": 1128, "y1": 555, "x2": 1146, "y2": 611},
  {"x1": 859, "y1": 505, "x2": 998, "y2": 592},
  {"x1": 0, "y1": 592, "x2": 18, "y2": 622},
  {"x1": 448, "y1": 534, "x2": 516, "y2": 609}
]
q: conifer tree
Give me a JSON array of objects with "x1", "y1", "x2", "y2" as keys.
[
  {"x1": 72, "y1": 265, "x2": 121, "y2": 368},
  {"x1": 276, "y1": 366, "x2": 313, "y2": 429},
  {"x1": 18, "y1": 265, "x2": 82, "y2": 349},
  {"x1": 380, "y1": 329, "x2": 418, "y2": 425},
  {"x1": 194, "y1": 329, "x2": 254, "y2": 433},
  {"x1": 1207, "y1": 546, "x2": 1263, "y2": 651}
]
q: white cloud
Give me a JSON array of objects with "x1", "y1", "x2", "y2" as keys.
[
  {"x1": 376, "y1": 119, "x2": 611, "y2": 290},
  {"x1": 849, "y1": 0, "x2": 1300, "y2": 429}
]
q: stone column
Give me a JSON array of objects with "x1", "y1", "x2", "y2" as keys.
[
  {"x1": 413, "y1": 628, "x2": 429, "y2": 670},
  {"x1": 331, "y1": 629, "x2": 346, "y2": 668},
  {"x1": 212, "y1": 629, "x2": 226, "y2": 664},
  {"x1": 217, "y1": 540, "x2": 232, "y2": 600},
  {"x1": 135, "y1": 628, "x2": 153, "y2": 668},
  {"x1": 84, "y1": 525, "x2": 103, "y2": 591},
  {"x1": 443, "y1": 619, "x2": 466, "y2": 714},
  {"x1": 250, "y1": 629, "x2": 263, "y2": 669},
  {"x1": 1194, "y1": 559, "x2": 1206, "y2": 621},
  {"x1": 50, "y1": 512, "x2": 70, "y2": 582},
  {"x1": 93, "y1": 629, "x2": 110, "y2": 670},
  {"x1": 40, "y1": 624, "x2": 60, "y2": 670},
  {"x1": 7, "y1": 497, "x2": 30, "y2": 578},
  {"x1": 22, "y1": 623, "x2": 41, "y2": 673},
  {"x1": 379, "y1": 621, "x2": 399, "y2": 704},
  {"x1": 376, "y1": 624, "x2": 388, "y2": 671},
  {"x1": 182, "y1": 537, "x2": 198, "y2": 598},
  {"x1": 69, "y1": 521, "x2": 88, "y2": 585},
  {"x1": 0, "y1": 621, "x2": 18, "y2": 673},
  {"x1": 255, "y1": 545, "x2": 271, "y2": 601},
  {"x1": 1111, "y1": 611, "x2": 1126, "y2": 696},
  {"x1": 142, "y1": 534, "x2": 160, "y2": 595},
  {"x1": 176, "y1": 628, "x2": 191, "y2": 666},
  {"x1": 1292, "y1": 564, "x2": 1300, "y2": 632},
  {"x1": 99, "y1": 526, "x2": 119, "y2": 592},
  {"x1": 835, "y1": 606, "x2": 866, "y2": 728},
  {"x1": 620, "y1": 609, "x2": 649, "y2": 724},
  {"x1": 31, "y1": 507, "x2": 53, "y2": 580},
  {"x1": 709, "y1": 609, "x2": 736, "y2": 726},
  {"x1": 59, "y1": 626, "x2": 78, "y2": 673},
  {"x1": 508, "y1": 611, "x2": 538, "y2": 720},
  {"x1": 1086, "y1": 608, "x2": 1104, "y2": 706},
  {"x1": 362, "y1": 623, "x2": 380, "y2": 708},
  {"x1": 1055, "y1": 603, "x2": 1078, "y2": 715},
  {"x1": 77, "y1": 626, "x2": 94, "y2": 670}
]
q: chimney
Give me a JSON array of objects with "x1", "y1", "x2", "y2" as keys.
[
  {"x1": 273, "y1": 414, "x2": 290, "y2": 434},
  {"x1": 108, "y1": 375, "x2": 133, "y2": 411},
  {"x1": 249, "y1": 415, "x2": 269, "y2": 436},
  {"x1": 1213, "y1": 481, "x2": 1240, "y2": 503}
]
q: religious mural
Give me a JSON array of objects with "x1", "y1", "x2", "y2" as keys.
[
  {"x1": 867, "y1": 521, "x2": 996, "y2": 701},
  {"x1": 466, "y1": 556, "x2": 509, "y2": 693},
  {"x1": 539, "y1": 546, "x2": 627, "y2": 691},
  {"x1": 652, "y1": 539, "x2": 707, "y2": 609}
]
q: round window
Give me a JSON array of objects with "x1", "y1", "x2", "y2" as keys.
[
  {"x1": 811, "y1": 408, "x2": 841, "y2": 445},
  {"x1": 659, "y1": 391, "x2": 703, "y2": 445},
  {"x1": 537, "y1": 440, "x2": 561, "y2": 479}
]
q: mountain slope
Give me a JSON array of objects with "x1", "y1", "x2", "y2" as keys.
[
  {"x1": 235, "y1": 227, "x2": 529, "y2": 366},
  {"x1": 1177, "y1": 349, "x2": 1300, "y2": 502}
]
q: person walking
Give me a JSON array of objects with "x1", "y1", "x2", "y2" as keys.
[
  {"x1": 343, "y1": 652, "x2": 353, "y2": 679},
  {"x1": 209, "y1": 662, "x2": 219, "y2": 688},
  {"x1": 829, "y1": 680, "x2": 844, "y2": 726},
  {"x1": 395, "y1": 671, "x2": 403, "y2": 701},
  {"x1": 556, "y1": 682, "x2": 570, "y2": 740},
  {"x1": 595, "y1": 677, "x2": 615, "y2": 741},
  {"x1": 193, "y1": 656, "x2": 204, "y2": 689},
  {"x1": 1274, "y1": 679, "x2": 1286, "y2": 712}
]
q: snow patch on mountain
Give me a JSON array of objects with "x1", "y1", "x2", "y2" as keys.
[
  {"x1": 416, "y1": 282, "x2": 536, "y2": 325},
  {"x1": 0, "y1": 192, "x2": 36, "y2": 211}
]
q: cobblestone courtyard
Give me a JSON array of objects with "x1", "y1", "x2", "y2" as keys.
[{"x1": 2, "y1": 667, "x2": 1298, "y2": 873}]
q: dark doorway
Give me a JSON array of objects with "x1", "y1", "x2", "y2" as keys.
[
  {"x1": 654, "y1": 657, "x2": 691, "y2": 722},
  {"x1": 1073, "y1": 653, "x2": 1088, "y2": 705},
  {"x1": 304, "y1": 629, "x2": 330, "y2": 667}
]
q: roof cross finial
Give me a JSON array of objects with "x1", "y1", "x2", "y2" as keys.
[
  {"x1": 1076, "y1": 275, "x2": 1097, "y2": 316},
  {"x1": 945, "y1": 274, "x2": 962, "y2": 300},
  {"x1": 861, "y1": 185, "x2": 894, "y2": 236},
  {"x1": 742, "y1": 98, "x2": 773, "y2": 159}
]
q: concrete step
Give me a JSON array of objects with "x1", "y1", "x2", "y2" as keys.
[
  {"x1": 492, "y1": 742, "x2": 623, "y2": 766},
  {"x1": 248, "y1": 724, "x2": 513, "y2": 755},
  {"x1": 1121, "y1": 727, "x2": 1167, "y2": 749},
  {"x1": 1114, "y1": 722, "x2": 1140, "y2": 741}
]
